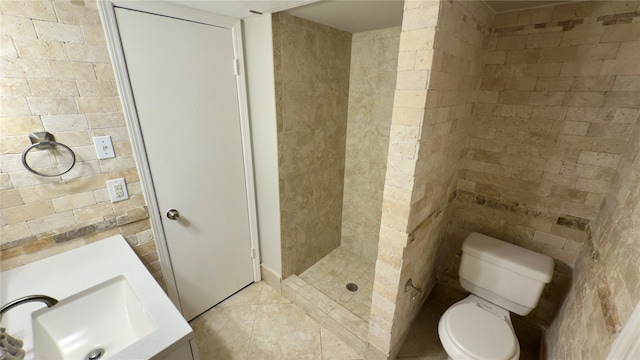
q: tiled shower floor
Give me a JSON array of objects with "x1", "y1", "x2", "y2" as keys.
[{"x1": 299, "y1": 247, "x2": 376, "y2": 322}]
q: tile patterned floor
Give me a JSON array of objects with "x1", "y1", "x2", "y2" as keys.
[
  {"x1": 299, "y1": 247, "x2": 375, "y2": 322},
  {"x1": 397, "y1": 298, "x2": 449, "y2": 359},
  {"x1": 190, "y1": 282, "x2": 363, "y2": 360},
  {"x1": 191, "y1": 281, "x2": 542, "y2": 360}
]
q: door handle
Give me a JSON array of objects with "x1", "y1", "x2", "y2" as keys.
[{"x1": 166, "y1": 209, "x2": 180, "y2": 220}]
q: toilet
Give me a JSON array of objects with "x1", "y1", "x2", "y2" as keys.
[{"x1": 438, "y1": 232, "x2": 554, "y2": 360}]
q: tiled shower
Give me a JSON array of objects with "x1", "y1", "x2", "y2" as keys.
[{"x1": 271, "y1": 11, "x2": 402, "y2": 352}]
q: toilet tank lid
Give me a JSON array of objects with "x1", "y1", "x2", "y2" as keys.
[{"x1": 463, "y1": 232, "x2": 555, "y2": 283}]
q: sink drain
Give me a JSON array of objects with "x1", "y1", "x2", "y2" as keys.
[
  {"x1": 85, "y1": 348, "x2": 105, "y2": 360},
  {"x1": 346, "y1": 283, "x2": 359, "y2": 292}
]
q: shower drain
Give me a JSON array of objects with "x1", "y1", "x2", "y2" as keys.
[{"x1": 346, "y1": 283, "x2": 359, "y2": 292}]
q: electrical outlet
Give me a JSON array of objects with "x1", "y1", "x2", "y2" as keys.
[
  {"x1": 106, "y1": 178, "x2": 129, "y2": 203},
  {"x1": 94, "y1": 136, "x2": 116, "y2": 159}
]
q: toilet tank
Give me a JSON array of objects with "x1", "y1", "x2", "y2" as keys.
[{"x1": 459, "y1": 232, "x2": 554, "y2": 316}]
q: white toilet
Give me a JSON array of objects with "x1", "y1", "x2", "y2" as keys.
[{"x1": 438, "y1": 232, "x2": 554, "y2": 360}]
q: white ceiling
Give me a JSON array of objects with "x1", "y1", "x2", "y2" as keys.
[
  {"x1": 286, "y1": 1, "x2": 404, "y2": 33},
  {"x1": 169, "y1": 0, "x2": 576, "y2": 33}
]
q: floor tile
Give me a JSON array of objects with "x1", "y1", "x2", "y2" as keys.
[
  {"x1": 320, "y1": 327, "x2": 364, "y2": 360},
  {"x1": 299, "y1": 246, "x2": 375, "y2": 322},
  {"x1": 191, "y1": 281, "x2": 360, "y2": 360},
  {"x1": 397, "y1": 298, "x2": 448, "y2": 359},
  {"x1": 247, "y1": 303, "x2": 322, "y2": 360},
  {"x1": 191, "y1": 302, "x2": 257, "y2": 359}
]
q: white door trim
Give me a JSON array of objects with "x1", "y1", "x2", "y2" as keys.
[{"x1": 97, "y1": 0, "x2": 262, "y2": 311}]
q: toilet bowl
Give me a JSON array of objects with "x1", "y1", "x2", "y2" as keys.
[
  {"x1": 438, "y1": 295, "x2": 519, "y2": 360},
  {"x1": 436, "y1": 232, "x2": 554, "y2": 360}
]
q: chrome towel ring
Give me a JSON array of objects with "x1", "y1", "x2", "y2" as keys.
[{"x1": 21, "y1": 132, "x2": 76, "y2": 177}]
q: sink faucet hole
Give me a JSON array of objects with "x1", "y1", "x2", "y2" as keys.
[{"x1": 86, "y1": 347, "x2": 105, "y2": 360}]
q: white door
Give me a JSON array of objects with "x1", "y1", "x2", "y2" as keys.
[{"x1": 114, "y1": 7, "x2": 254, "y2": 321}]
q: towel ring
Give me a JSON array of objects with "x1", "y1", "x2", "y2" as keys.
[{"x1": 21, "y1": 132, "x2": 76, "y2": 177}]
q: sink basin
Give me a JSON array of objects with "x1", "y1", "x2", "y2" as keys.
[{"x1": 31, "y1": 275, "x2": 157, "y2": 359}]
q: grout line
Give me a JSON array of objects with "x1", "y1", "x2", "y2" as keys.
[{"x1": 244, "y1": 283, "x2": 262, "y2": 360}]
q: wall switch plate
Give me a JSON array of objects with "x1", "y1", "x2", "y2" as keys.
[
  {"x1": 94, "y1": 135, "x2": 116, "y2": 159},
  {"x1": 106, "y1": 178, "x2": 129, "y2": 203}
]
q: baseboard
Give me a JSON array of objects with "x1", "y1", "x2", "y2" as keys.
[{"x1": 260, "y1": 263, "x2": 282, "y2": 293}]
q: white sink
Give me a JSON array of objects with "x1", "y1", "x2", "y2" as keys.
[
  {"x1": 31, "y1": 275, "x2": 157, "y2": 359},
  {"x1": 2, "y1": 235, "x2": 195, "y2": 360}
]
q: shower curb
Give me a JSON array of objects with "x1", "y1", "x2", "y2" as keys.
[{"x1": 282, "y1": 275, "x2": 369, "y2": 356}]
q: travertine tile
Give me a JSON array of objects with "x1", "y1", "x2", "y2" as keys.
[
  {"x1": 320, "y1": 327, "x2": 363, "y2": 360},
  {"x1": 32, "y1": 19, "x2": 83, "y2": 43},
  {"x1": 0, "y1": 0, "x2": 160, "y2": 282},
  {"x1": 248, "y1": 303, "x2": 323, "y2": 360},
  {"x1": 12, "y1": 37, "x2": 68, "y2": 60},
  {"x1": 191, "y1": 301, "x2": 257, "y2": 360}
]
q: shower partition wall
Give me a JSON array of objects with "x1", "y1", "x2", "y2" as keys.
[{"x1": 272, "y1": 13, "x2": 351, "y2": 279}]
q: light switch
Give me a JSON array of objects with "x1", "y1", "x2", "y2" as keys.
[
  {"x1": 106, "y1": 178, "x2": 129, "y2": 203},
  {"x1": 94, "y1": 136, "x2": 116, "y2": 159}
]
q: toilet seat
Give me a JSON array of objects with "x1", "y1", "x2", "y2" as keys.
[{"x1": 438, "y1": 300, "x2": 519, "y2": 360}]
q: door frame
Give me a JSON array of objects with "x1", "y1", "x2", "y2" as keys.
[{"x1": 97, "y1": 0, "x2": 262, "y2": 312}]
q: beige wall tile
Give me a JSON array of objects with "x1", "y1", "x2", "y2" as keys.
[
  {"x1": 274, "y1": 13, "x2": 351, "y2": 277},
  {"x1": 49, "y1": 60, "x2": 96, "y2": 80},
  {"x1": 442, "y1": 8, "x2": 640, "y2": 354},
  {"x1": 12, "y1": 37, "x2": 68, "y2": 60},
  {"x1": 2, "y1": 201, "x2": 55, "y2": 224},
  {"x1": 1, "y1": 98, "x2": 32, "y2": 117},
  {"x1": 0, "y1": 222, "x2": 32, "y2": 244},
  {"x1": 600, "y1": 22, "x2": 640, "y2": 43},
  {"x1": 526, "y1": 32, "x2": 562, "y2": 48},
  {"x1": 560, "y1": 61, "x2": 603, "y2": 77},
  {"x1": 600, "y1": 58, "x2": 640, "y2": 75},
  {"x1": 616, "y1": 41, "x2": 640, "y2": 60},
  {"x1": 27, "y1": 96, "x2": 78, "y2": 115},
  {"x1": 1, "y1": 57, "x2": 51, "y2": 78},
  {"x1": 0, "y1": 1, "x2": 56, "y2": 21},
  {"x1": 0, "y1": 14, "x2": 38, "y2": 39},
  {"x1": 496, "y1": 35, "x2": 526, "y2": 50},
  {"x1": 342, "y1": 27, "x2": 400, "y2": 261},
  {"x1": 32, "y1": 19, "x2": 83, "y2": 43},
  {"x1": 0, "y1": 78, "x2": 30, "y2": 97},
  {"x1": 578, "y1": 151, "x2": 621, "y2": 168},
  {"x1": 612, "y1": 75, "x2": 640, "y2": 92},
  {"x1": 28, "y1": 78, "x2": 79, "y2": 97},
  {"x1": 0, "y1": 0, "x2": 161, "y2": 284}
]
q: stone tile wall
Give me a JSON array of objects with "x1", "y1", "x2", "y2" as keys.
[
  {"x1": 341, "y1": 27, "x2": 400, "y2": 262},
  {"x1": 272, "y1": 13, "x2": 351, "y2": 277},
  {"x1": 0, "y1": 0, "x2": 162, "y2": 284},
  {"x1": 440, "y1": 0, "x2": 640, "y2": 328},
  {"x1": 367, "y1": 1, "x2": 493, "y2": 358},
  {"x1": 546, "y1": 27, "x2": 640, "y2": 358}
]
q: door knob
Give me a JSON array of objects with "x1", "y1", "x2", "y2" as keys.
[{"x1": 166, "y1": 209, "x2": 180, "y2": 220}]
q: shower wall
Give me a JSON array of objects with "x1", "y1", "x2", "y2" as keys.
[
  {"x1": 367, "y1": 0, "x2": 493, "y2": 357},
  {"x1": 341, "y1": 27, "x2": 401, "y2": 262},
  {"x1": 272, "y1": 13, "x2": 352, "y2": 277},
  {"x1": 441, "y1": 0, "x2": 640, "y2": 328}
]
